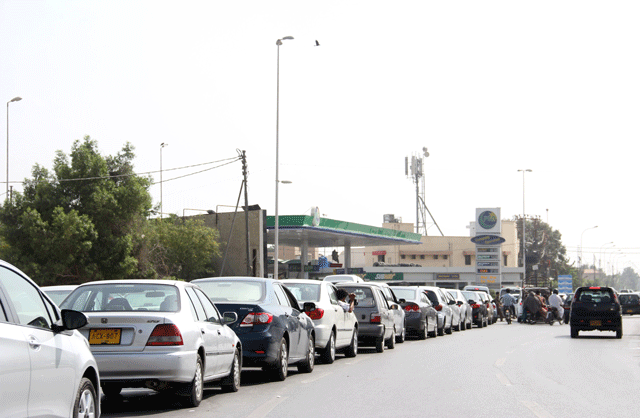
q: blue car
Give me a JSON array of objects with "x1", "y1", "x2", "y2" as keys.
[{"x1": 192, "y1": 277, "x2": 316, "y2": 381}]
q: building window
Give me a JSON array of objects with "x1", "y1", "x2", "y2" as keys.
[
  {"x1": 433, "y1": 255, "x2": 438, "y2": 260},
  {"x1": 378, "y1": 254, "x2": 385, "y2": 263},
  {"x1": 504, "y1": 255, "x2": 508, "y2": 266},
  {"x1": 420, "y1": 254, "x2": 425, "y2": 259},
  {"x1": 401, "y1": 254, "x2": 406, "y2": 260},
  {"x1": 411, "y1": 254, "x2": 416, "y2": 260},
  {"x1": 443, "y1": 255, "x2": 448, "y2": 260},
  {"x1": 465, "y1": 255, "x2": 471, "y2": 265}
]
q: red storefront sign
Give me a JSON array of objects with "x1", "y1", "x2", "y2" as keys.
[{"x1": 372, "y1": 251, "x2": 387, "y2": 256}]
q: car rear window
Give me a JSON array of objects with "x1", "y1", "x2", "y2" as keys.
[
  {"x1": 619, "y1": 294, "x2": 639, "y2": 304},
  {"x1": 197, "y1": 281, "x2": 265, "y2": 302},
  {"x1": 61, "y1": 284, "x2": 180, "y2": 312},
  {"x1": 339, "y1": 286, "x2": 376, "y2": 308},
  {"x1": 392, "y1": 288, "x2": 417, "y2": 301},
  {"x1": 576, "y1": 288, "x2": 615, "y2": 304},
  {"x1": 282, "y1": 283, "x2": 321, "y2": 302}
]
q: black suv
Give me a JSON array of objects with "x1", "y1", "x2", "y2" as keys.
[{"x1": 570, "y1": 286, "x2": 622, "y2": 338}]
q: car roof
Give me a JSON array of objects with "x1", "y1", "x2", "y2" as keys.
[
  {"x1": 193, "y1": 276, "x2": 275, "y2": 284},
  {"x1": 76, "y1": 279, "x2": 187, "y2": 288}
]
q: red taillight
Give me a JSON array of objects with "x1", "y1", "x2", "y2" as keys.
[
  {"x1": 404, "y1": 304, "x2": 420, "y2": 312},
  {"x1": 370, "y1": 313, "x2": 381, "y2": 323},
  {"x1": 307, "y1": 308, "x2": 324, "y2": 320},
  {"x1": 472, "y1": 303, "x2": 481, "y2": 309},
  {"x1": 434, "y1": 304, "x2": 443, "y2": 311},
  {"x1": 146, "y1": 324, "x2": 184, "y2": 346},
  {"x1": 240, "y1": 312, "x2": 273, "y2": 327},
  {"x1": 589, "y1": 287, "x2": 601, "y2": 290}
]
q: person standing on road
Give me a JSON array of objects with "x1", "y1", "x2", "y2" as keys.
[
  {"x1": 548, "y1": 289, "x2": 564, "y2": 321},
  {"x1": 336, "y1": 289, "x2": 356, "y2": 313},
  {"x1": 500, "y1": 288, "x2": 516, "y2": 321}
]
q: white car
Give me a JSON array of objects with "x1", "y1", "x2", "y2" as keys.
[
  {"x1": 0, "y1": 260, "x2": 100, "y2": 418},
  {"x1": 447, "y1": 289, "x2": 473, "y2": 330},
  {"x1": 322, "y1": 274, "x2": 365, "y2": 284},
  {"x1": 282, "y1": 279, "x2": 358, "y2": 363},
  {"x1": 369, "y1": 282, "x2": 407, "y2": 343},
  {"x1": 60, "y1": 280, "x2": 242, "y2": 407},
  {"x1": 422, "y1": 286, "x2": 458, "y2": 335},
  {"x1": 41, "y1": 284, "x2": 78, "y2": 306}
]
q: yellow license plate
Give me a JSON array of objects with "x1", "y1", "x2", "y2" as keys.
[
  {"x1": 89, "y1": 328, "x2": 121, "y2": 345},
  {"x1": 589, "y1": 320, "x2": 602, "y2": 326}
]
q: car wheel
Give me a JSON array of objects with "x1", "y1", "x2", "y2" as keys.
[
  {"x1": 386, "y1": 328, "x2": 396, "y2": 349},
  {"x1": 396, "y1": 326, "x2": 405, "y2": 343},
  {"x1": 271, "y1": 338, "x2": 289, "y2": 381},
  {"x1": 418, "y1": 319, "x2": 428, "y2": 340},
  {"x1": 616, "y1": 327, "x2": 623, "y2": 339},
  {"x1": 297, "y1": 334, "x2": 315, "y2": 373},
  {"x1": 221, "y1": 349, "x2": 241, "y2": 392},
  {"x1": 345, "y1": 328, "x2": 358, "y2": 358},
  {"x1": 320, "y1": 331, "x2": 336, "y2": 364},
  {"x1": 102, "y1": 383, "x2": 122, "y2": 397},
  {"x1": 375, "y1": 335, "x2": 385, "y2": 353},
  {"x1": 74, "y1": 378, "x2": 97, "y2": 418},
  {"x1": 570, "y1": 327, "x2": 578, "y2": 338},
  {"x1": 182, "y1": 356, "x2": 204, "y2": 407},
  {"x1": 437, "y1": 322, "x2": 444, "y2": 336}
]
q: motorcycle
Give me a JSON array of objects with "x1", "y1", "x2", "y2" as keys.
[
  {"x1": 502, "y1": 305, "x2": 512, "y2": 324},
  {"x1": 546, "y1": 306, "x2": 563, "y2": 325}
]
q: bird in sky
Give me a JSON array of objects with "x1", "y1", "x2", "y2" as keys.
[{"x1": 315, "y1": 40, "x2": 320, "y2": 46}]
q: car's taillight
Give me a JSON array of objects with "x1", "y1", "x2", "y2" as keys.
[
  {"x1": 240, "y1": 312, "x2": 273, "y2": 327},
  {"x1": 472, "y1": 303, "x2": 481, "y2": 309},
  {"x1": 404, "y1": 304, "x2": 420, "y2": 312},
  {"x1": 146, "y1": 324, "x2": 184, "y2": 346},
  {"x1": 307, "y1": 308, "x2": 324, "y2": 320},
  {"x1": 434, "y1": 304, "x2": 443, "y2": 311},
  {"x1": 370, "y1": 313, "x2": 381, "y2": 323}
]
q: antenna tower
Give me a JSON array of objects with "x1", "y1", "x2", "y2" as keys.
[{"x1": 405, "y1": 147, "x2": 443, "y2": 236}]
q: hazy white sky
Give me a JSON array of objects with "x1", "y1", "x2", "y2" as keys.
[{"x1": 1, "y1": 1, "x2": 639, "y2": 273}]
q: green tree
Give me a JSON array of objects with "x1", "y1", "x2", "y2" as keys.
[
  {"x1": 135, "y1": 216, "x2": 220, "y2": 281},
  {"x1": 0, "y1": 136, "x2": 152, "y2": 284}
]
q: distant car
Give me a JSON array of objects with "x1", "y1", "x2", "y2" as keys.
[
  {"x1": 335, "y1": 283, "x2": 396, "y2": 352},
  {"x1": 369, "y1": 282, "x2": 407, "y2": 343},
  {"x1": 392, "y1": 286, "x2": 438, "y2": 339},
  {"x1": 322, "y1": 274, "x2": 365, "y2": 284},
  {"x1": 422, "y1": 286, "x2": 455, "y2": 335},
  {"x1": 0, "y1": 260, "x2": 100, "y2": 418},
  {"x1": 447, "y1": 289, "x2": 473, "y2": 330},
  {"x1": 570, "y1": 286, "x2": 622, "y2": 339},
  {"x1": 61, "y1": 280, "x2": 242, "y2": 407},
  {"x1": 192, "y1": 277, "x2": 316, "y2": 381},
  {"x1": 281, "y1": 279, "x2": 358, "y2": 363},
  {"x1": 462, "y1": 290, "x2": 489, "y2": 327},
  {"x1": 41, "y1": 284, "x2": 78, "y2": 306},
  {"x1": 476, "y1": 291, "x2": 496, "y2": 325},
  {"x1": 619, "y1": 293, "x2": 640, "y2": 315},
  {"x1": 499, "y1": 287, "x2": 523, "y2": 318}
]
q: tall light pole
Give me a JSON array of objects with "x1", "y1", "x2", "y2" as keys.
[
  {"x1": 6, "y1": 96, "x2": 22, "y2": 198},
  {"x1": 599, "y1": 241, "x2": 614, "y2": 283},
  {"x1": 580, "y1": 225, "x2": 598, "y2": 281},
  {"x1": 518, "y1": 169, "x2": 532, "y2": 285},
  {"x1": 274, "y1": 35, "x2": 294, "y2": 280},
  {"x1": 160, "y1": 142, "x2": 168, "y2": 218}
]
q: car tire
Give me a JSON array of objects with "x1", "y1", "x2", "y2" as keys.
[
  {"x1": 221, "y1": 349, "x2": 241, "y2": 393},
  {"x1": 616, "y1": 327, "x2": 623, "y2": 339},
  {"x1": 396, "y1": 326, "x2": 405, "y2": 343},
  {"x1": 297, "y1": 334, "x2": 315, "y2": 373},
  {"x1": 418, "y1": 319, "x2": 428, "y2": 340},
  {"x1": 320, "y1": 331, "x2": 336, "y2": 364},
  {"x1": 445, "y1": 323, "x2": 453, "y2": 335},
  {"x1": 437, "y1": 322, "x2": 444, "y2": 336},
  {"x1": 102, "y1": 383, "x2": 122, "y2": 397},
  {"x1": 182, "y1": 356, "x2": 204, "y2": 407},
  {"x1": 74, "y1": 378, "x2": 97, "y2": 418},
  {"x1": 386, "y1": 328, "x2": 396, "y2": 349},
  {"x1": 270, "y1": 338, "x2": 289, "y2": 381},
  {"x1": 570, "y1": 327, "x2": 578, "y2": 338},
  {"x1": 345, "y1": 328, "x2": 358, "y2": 358},
  {"x1": 375, "y1": 335, "x2": 385, "y2": 353}
]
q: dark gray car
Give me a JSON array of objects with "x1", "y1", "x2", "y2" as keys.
[{"x1": 336, "y1": 283, "x2": 396, "y2": 353}]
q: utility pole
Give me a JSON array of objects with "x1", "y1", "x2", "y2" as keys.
[{"x1": 241, "y1": 150, "x2": 251, "y2": 276}]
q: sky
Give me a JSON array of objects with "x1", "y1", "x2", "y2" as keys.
[{"x1": 1, "y1": 1, "x2": 639, "y2": 275}]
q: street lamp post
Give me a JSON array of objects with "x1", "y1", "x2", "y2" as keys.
[
  {"x1": 579, "y1": 225, "x2": 598, "y2": 282},
  {"x1": 274, "y1": 36, "x2": 294, "y2": 280},
  {"x1": 518, "y1": 169, "x2": 532, "y2": 285},
  {"x1": 6, "y1": 96, "x2": 22, "y2": 198},
  {"x1": 160, "y1": 142, "x2": 168, "y2": 218}
]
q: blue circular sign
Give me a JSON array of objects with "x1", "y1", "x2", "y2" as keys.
[{"x1": 478, "y1": 211, "x2": 497, "y2": 229}]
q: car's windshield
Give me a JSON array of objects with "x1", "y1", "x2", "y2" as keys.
[
  {"x1": 196, "y1": 280, "x2": 265, "y2": 302},
  {"x1": 60, "y1": 284, "x2": 179, "y2": 312},
  {"x1": 619, "y1": 294, "x2": 638, "y2": 304},
  {"x1": 282, "y1": 283, "x2": 321, "y2": 302},
  {"x1": 338, "y1": 286, "x2": 375, "y2": 308},
  {"x1": 391, "y1": 288, "x2": 416, "y2": 301},
  {"x1": 461, "y1": 291, "x2": 477, "y2": 302}
]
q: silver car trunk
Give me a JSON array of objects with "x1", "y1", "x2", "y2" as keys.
[{"x1": 80, "y1": 312, "x2": 171, "y2": 353}]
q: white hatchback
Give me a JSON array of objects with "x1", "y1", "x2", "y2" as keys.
[
  {"x1": 0, "y1": 260, "x2": 100, "y2": 418},
  {"x1": 282, "y1": 279, "x2": 358, "y2": 363}
]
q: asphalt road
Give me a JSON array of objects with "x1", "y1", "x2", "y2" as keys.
[{"x1": 100, "y1": 316, "x2": 640, "y2": 418}]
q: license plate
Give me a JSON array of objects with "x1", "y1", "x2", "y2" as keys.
[
  {"x1": 626, "y1": 309, "x2": 634, "y2": 313},
  {"x1": 589, "y1": 320, "x2": 602, "y2": 326},
  {"x1": 89, "y1": 328, "x2": 121, "y2": 345}
]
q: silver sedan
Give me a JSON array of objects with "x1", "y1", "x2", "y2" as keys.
[{"x1": 60, "y1": 280, "x2": 242, "y2": 408}]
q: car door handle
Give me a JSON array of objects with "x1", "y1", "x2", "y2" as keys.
[
  {"x1": 217, "y1": 330, "x2": 222, "y2": 335},
  {"x1": 28, "y1": 335, "x2": 41, "y2": 350},
  {"x1": 201, "y1": 329, "x2": 206, "y2": 334}
]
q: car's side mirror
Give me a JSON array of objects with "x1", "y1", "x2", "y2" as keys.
[
  {"x1": 398, "y1": 298, "x2": 406, "y2": 304},
  {"x1": 390, "y1": 304, "x2": 399, "y2": 310},
  {"x1": 457, "y1": 301, "x2": 463, "y2": 306},
  {"x1": 303, "y1": 302, "x2": 317, "y2": 312},
  {"x1": 60, "y1": 309, "x2": 87, "y2": 330},
  {"x1": 468, "y1": 299, "x2": 475, "y2": 304},
  {"x1": 448, "y1": 300, "x2": 456, "y2": 305},
  {"x1": 222, "y1": 312, "x2": 238, "y2": 324}
]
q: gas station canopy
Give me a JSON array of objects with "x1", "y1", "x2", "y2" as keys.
[{"x1": 266, "y1": 215, "x2": 422, "y2": 248}]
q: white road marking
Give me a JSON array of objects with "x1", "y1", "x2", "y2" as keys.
[
  {"x1": 495, "y1": 372, "x2": 512, "y2": 386},
  {"x1": 494, "y1": 357, "x2": 506, "y2": 367},
  {"x1": 246, "y1": 396, "x2": 288, "y2": 418},
  {"x1": 519, "y1": 399, "x2": 555, "y2": 418}
]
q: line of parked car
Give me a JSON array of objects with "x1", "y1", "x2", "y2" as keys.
[{"x1": 2, "y1": 262, "x2": 505, "y2": 418}]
